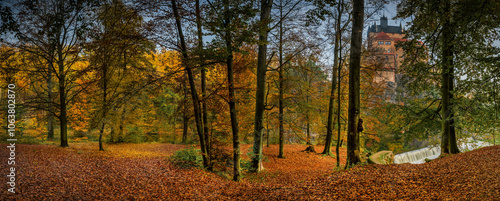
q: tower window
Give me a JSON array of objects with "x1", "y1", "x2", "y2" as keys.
[
  {"x1": 385, "y1": 41, "x2": 391, "y2": 45},
  {"x1": 378, "y1": 41, "x2": 384, "y2": 45}
]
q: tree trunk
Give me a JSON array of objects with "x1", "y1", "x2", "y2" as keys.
[
  {"x1": 182, "y1": 82, "x2": 189, "y2": 144},
  {"x1": 336, "y1": 47, "x2": 343, "y2": 167},
  {"x1": 47, "y1": 62, "x2": 55, "y2": 141},
  {"x1": 266, "y1": 114, "x2": 270, "y2": 147},
  {"x1": 227, "y1": 42, "x2": 241, "y2": 182},
  {"x1": 182, "y1": 114, "x2": 188, "y2": 144},
  {"x1": 172, "y1": 0, "x2": 210, "y2": 169},
  {"x1": 322, "y1": 23, "x2": 340, "y2": 155},
  {"x1": 252, "y1": 0, "x2": 273, "y2": 172},
  {"x1": 196, "y1": 0, "x2": 211, "y2": 160},
  {"x1": 58, "y1": 49, "x2": 68, "y2": 147},
  {"x1": 99, "y1": 64, "x2": 108, "y2": 151},
  {"x1": 346, "y1": 0, "x2": 364, "y2": 168},
  {"x1": 306, "y1": 121, "x2": 311, "y2": 145},
  {"x1": 441, "y1": 0, "x2": 453, "y2": 154},
  {"x1": 278, "y1": 0, "x2": 285, "y2": 158},
  {"x1": 448, "y1": 55, "x2": 460, "y2": 154},
  {"x1": 99, "y1": 124, "x2": 105, "y2": 151},
  {"x1": 223, "y1": 0, "x2": 242, "y2": 181}
]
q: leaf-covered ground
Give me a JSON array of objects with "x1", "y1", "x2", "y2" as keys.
[{"x1": 1, "y1": 143, "x2": 499, "y2": 200}]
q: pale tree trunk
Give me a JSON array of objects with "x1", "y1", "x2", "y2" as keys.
[
  {"x1": 252, "y1": 0, "x2": 273, "y2": 172},
  {"x1": 346, "y1": 0, "x2": 363, "y2": 168},
  {"x1": 172, "y1": 0, "x2": 210, "y2": 169}
]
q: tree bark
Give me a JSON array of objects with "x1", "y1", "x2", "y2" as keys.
[
  {"x1": 278, "y1": 0, "x2": 285, "y2": 158},
  {"x1": 322, "y1": 17, "x2": 340, "y2": 155},
  {"x1": 59, "y1": 71, "x2": 68, "y2": 147},
  {"x1": 336, "y1": 48, "x2": 343, "y2": 167},
  {"x1": 346, "y1": 0, "x2": 363, "y2": 168},
  {"x1": 182, "y1": 114, "x2": 189, "y2": 144},
  {"x1": 182, "y1": 82, "x2": 189, "y2": 144},
  {"x1": 47, "y1": 62, "x2": 55, "y2": 141},
  {"x1": 448, "y1": 53, "x2": 460, "y2": 154},
  {"x1": 171, "y1": 0, "x2": 210, "y2": 169},
  {"x1": 324, "y1": 0, "x2": 343, "y2": 157},
  {"x1": 252, "y1": 0, "x2": 273, "y2": 172},
  {"x1": 57, "y1": 40, "x2": 69, "y2": 147},
  {"x1": 196, "y1": 0, "x2": 211, "y2": 160},
  {"x1": 440, "y1": 0, "x2": 455, "y2": 154},
  {"x1": 99, "y1": 64, "x2": 108, "y2": 151},
  {"x1": 223, "y1": 0, "x2": 242, "y2": 181}
]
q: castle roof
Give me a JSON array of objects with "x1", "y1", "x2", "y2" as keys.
[
  {"x1": 374, "y1": 32, "x2": 392, "y2": 40},
  {"x1": 368, "y1": 25, "x2": 403, "y2": 34},
  {"x1": 367, "y1": 16, "x2": 404, "y2": 38}
]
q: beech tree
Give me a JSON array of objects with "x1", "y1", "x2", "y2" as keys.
[
  {"x1": 5, "y1": 0, "x2": 93, "y2": 147},
  {"x1": 253, "y1": 0, "x2": 274, "y2": 172},
  {"x1": 272, "y1": 0, "x2": 310, "y2": 158},
  {"x1": 345, "y1": 0, "x2": 364, "y2": 167},
  {"x1": 87, "y1": 0, "x2": 153, "y2": 151},
  {"x1": 397, "y1": 0, "x2": 500, "y2": 154},
  {"x1": 305, "y1": 0, "x2": 351, "y2": 158},
  {"x1": 204, "y1": 0, "x2": 256, "y2": 181},
  {"x1": 171, "y1": 0, "x2": 211, "y2": 169}
]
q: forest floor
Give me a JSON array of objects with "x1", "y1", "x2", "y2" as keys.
[{"x1": 1, "y1": 143, "x2": 499, "y2": 200}]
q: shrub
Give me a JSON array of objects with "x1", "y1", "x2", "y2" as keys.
[
  {"x1": 169, "y1": 146, "x2": 203, "y2": 168},
  {"x1": 208, "y1": 138, "x2": 232, "y2": 172},
  {"x1": 241, "y1": 146, "x2": 268, "y2": 172},
  {"x1": 123, "y1": 126, "x2": 142, "y2": 143}
]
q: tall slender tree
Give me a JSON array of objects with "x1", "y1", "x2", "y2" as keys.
[
  {"x1": 253, "y1": 0, "x2": 274, "y2": 172},
  {"x1": 171, "y1": 0, "x2": 210, "y2": 169},
  {"x1": 346, "y1": 0, "x2": 364, "y2": 168},
  {"x1": 223, "y1": 0, "x2": 241, "y2": 182},
  {"x1": 88, "y1": 0, "x2": 152, "y2": 151},
  {"x1": 273, "y1": 0, "x2": 307, "y2": 158}
]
